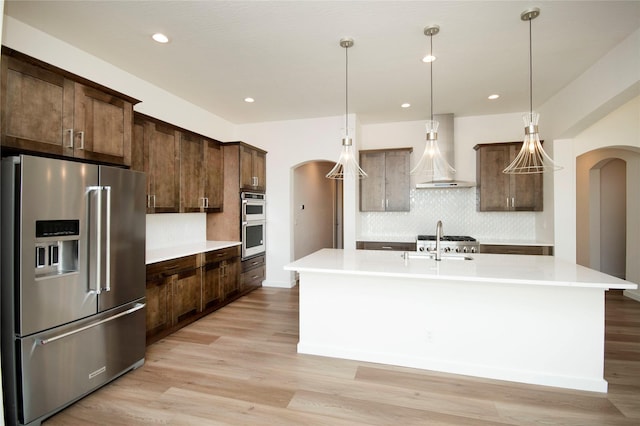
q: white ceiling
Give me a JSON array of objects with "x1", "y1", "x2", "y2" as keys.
[{"x1": 4, "y1": 1, "x2": 640, "y2": 125}]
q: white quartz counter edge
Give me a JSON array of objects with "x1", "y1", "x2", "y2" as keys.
[
  {"x1": 146, "y1": 241, "x2": 241, "y2": 265},
  {"x1": 285, "y1": 249, "x2": 637, "y2": 291}
]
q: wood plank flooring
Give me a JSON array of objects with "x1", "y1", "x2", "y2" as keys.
[{"x1": 45, "y1": 288, "x2": 640, "y2": 425}]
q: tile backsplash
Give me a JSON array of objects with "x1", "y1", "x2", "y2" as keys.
[
  {"x1": 146, "y1": 213, "x2": 207, "y2": 250},
  {"x1": 358, "y1": 188, "x2": 537, "y2": 242}
]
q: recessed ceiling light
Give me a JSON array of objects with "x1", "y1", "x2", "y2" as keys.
[
  {"x1": 152, "y1": 33, "x2": 169, "y2": 43},
  {"x1": 401, "y1": 103, "x2": 411, "y2": 108},
  {"x1": 422, "y1": 55, "x2": 436, "y2": 63},
  {"x1": 488, "y1": 94, "x2": 500, "y2": 100},
  {"x1": 244, "y1": 97, "x2": 255, "y2": 103}
]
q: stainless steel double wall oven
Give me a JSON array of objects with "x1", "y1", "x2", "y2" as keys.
[{"x1": 241, "y1": 192, "x2": 266, "y2": 259}]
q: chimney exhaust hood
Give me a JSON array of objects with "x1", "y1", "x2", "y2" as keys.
[
  {"x1": 416, "y1": 179, "x2": 475, "y2": 189},
  {"x1": 415, "y1": 113, "x2": 476, "y2": 189}
]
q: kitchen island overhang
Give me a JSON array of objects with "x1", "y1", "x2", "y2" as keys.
[{"x1": 285, "y1": 249, "x2": 637, "y2": 393}]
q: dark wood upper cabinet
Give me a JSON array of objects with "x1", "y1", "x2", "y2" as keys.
[
  {"x1": 474, "y1": 142, "x2": 543, "y2": 212},
  {"x1": 132, "y1": 113, "x2": 180, "y2": 213},
  {"x1": 133, "y1": 112, "x2": 223, "y2": 214},
  {"x1": 240, "y1": 144, "x2": 266, "y2": 192},
  {"x1": 180, "y1": 131, "x2": 224, "y2": 213},
  {"x1": 1, "y1": 48, "x2": 138, "y2": 166},
  {"x1": 359, "y1": 148, "x2": 412, "y2": 212}
]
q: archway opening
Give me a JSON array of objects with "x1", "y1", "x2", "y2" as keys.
[{"x1": 292, "y1": 161, "x2": 343, "y2": 261}]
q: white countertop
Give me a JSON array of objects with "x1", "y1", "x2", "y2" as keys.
[
  {"x1": 285, "y1": 249, "x2": 637, "y2": 290},
  {"x1": 146, "y1": 241, "x2": 241, "y2": 264}
]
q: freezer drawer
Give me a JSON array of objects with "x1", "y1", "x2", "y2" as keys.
[{"x1": 16, "y1": 301, "x2": 146, "y2": 425}]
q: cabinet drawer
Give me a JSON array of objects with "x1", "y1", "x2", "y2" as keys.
[
  {"x1": 146, "y1": 254, "x2": 198, "y2": 279},
  {"x1": 241, "y1": 254, "x2": 265, "y2": 272},
  {"x1": 204, "y1": 246, "x2": 240, "y2": 264},
  {"x1": 480, "y1": 244, "x2": 553, "y2": 256},
  {"x1": 241, "y1": 265, "x2": 265, "y2": 287},
  {"x1": 356, "y1": 241, "x2": 416, "y2": 251}
]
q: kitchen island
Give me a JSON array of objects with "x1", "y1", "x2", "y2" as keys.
[{"x1": 284, "y1": 249, "x2": 637, "y2": 392}]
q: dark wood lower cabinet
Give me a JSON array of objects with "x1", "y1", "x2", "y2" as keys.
[
  {"x1": 202, "y1": 262, "x2": 223, "y2": 313},
  {"x1": 144, "y1": 273, "x2": 173, "y2": 339},
  {"x1": 356, "y1": 241, "x2": 416, "y2": 251},
  {"x1": 480, "y1": 244, "x2": 553, "y2": 255},
  {"x1": 145, "y1": 245, "x2": 260, "y2": 345},
  {"x1": 173, "y1": 268, "x2": 201, "y2": 323},
  {"x1": 241, "y1": 254, "x2": 265, "y2": 292}
]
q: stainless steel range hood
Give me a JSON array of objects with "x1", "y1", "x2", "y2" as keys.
[
  {"x1": 415, "y1": 113, "x2": 475, "y2": 189},
  {"x1": 416, "y1": 179, "x2": 475, "y2": 188}
]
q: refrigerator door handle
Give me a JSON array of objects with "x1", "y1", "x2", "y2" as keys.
[
  {"x1": 36, "y1": 303, "x2": 146, "y2": 345},
  {"x1": 88, "y1": 185, "x2": 111, "y2": 294},
  {"x1": 88, "y1": 186, "x2": 102, "y2": 295},
  {"x1": 104, "y1": 185, "x2": 111, "y2": 292}
]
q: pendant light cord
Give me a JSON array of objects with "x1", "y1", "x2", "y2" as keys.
[
  {"x1": 528, "y1": 17, "x2": 533, "y2": 120},
  {"x1": 429, "y1": 33, "x2": 434, "y2": 122},
  {"x1": 345, "y1": 44, "x2": 349, "y2": 137}
]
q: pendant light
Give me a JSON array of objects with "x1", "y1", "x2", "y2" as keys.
[
  {"x1": 326, "y1": 38, "x2": 367, "y2": 179},
  {"x1": 410, "y1": 25, "x2": 455, "y2": 180},
  {"x1": 503, "y1": 7, "x2": 562, "y2": 174}
]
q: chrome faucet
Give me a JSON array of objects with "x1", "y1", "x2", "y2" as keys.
[{"x1": 435, "y1": 220, "x2": 443, "y2": 261}]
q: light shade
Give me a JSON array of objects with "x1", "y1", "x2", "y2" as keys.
[
  {"x1": 326, "y1": 136, "x2": 367, "y2": 179},
  {"x1": 410, "y1": 120, "x2": 455, "y2": 180},
  {"x1": 503, "y1": 112, "x2": 562, "y2": 174}
]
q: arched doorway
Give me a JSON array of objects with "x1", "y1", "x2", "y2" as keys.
[
  {"x1": 292, "y1": 161, "x2": 343, "y2": 261},
  {"x1": 587, "y1": 158, "x2": 627, "y2": 279},
  {"x1": 576, "y1": 147, "x2": 640, "y2": 285}
]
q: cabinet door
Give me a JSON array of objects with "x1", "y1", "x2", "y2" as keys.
[
  {"x1": 180, "y1": 132, "x2": 204, "y2": 212},
  {"x1": 1, "y1": 55, "x2": 74, "y2": 156},
  {"x1": 253, "y1": 150, "x2": 267, "y2": 191},
  {"x1": 172, "y1": 268, "x2": 201, "y2": 324},
  {"x1": 240, "y1": 146, "x2": 266, "y2": 191},
  {"x1": 240, "y1": 145, "x2": 255, "y2": 190},
  {"x1": 202, "y1": 262, "x2": 223, "y2": 312},
  {"x1": 131, "y1": 116, "x2": 146, "y2": 173},
  {"x1": 477, "y1": 144, "x2": 511, "y2": 211},
  {"x1": 145, "y1": 274, "x2": 173, "y2": 340},
  {"x1": 73, "y1": 83, "x2": 132, "y2": 166},
  {"x1": 147, "y1": 121, "x2": 180, "y2": 213},
  {"x1": 221, "y1": 259, "x2": 240, "y2": 300},
  {"x1": 384, "y1": 150, "x2": 411, "y2": 211},
  {"x1": 203, "y1": 139, "x2": 223, "y2": 211},
  {"x1": 512, "y1": 147, "x2": 543, "y2": 211},
  {"x1": 359, "y1": 151, "x2": 386, "y2": 211}
]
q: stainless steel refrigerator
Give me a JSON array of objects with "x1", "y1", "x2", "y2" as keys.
[{"x1": 1, "y1": 154, "x2": 146, "y2": 425}]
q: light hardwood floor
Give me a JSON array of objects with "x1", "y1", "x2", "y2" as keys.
[{"x1": 46, "y1": 287, "x2": 640, "y2": 425}]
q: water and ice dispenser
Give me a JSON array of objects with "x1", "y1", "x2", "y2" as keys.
[{"x1": 34, "y1": 220, "x2": 79, "y2": 277}]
